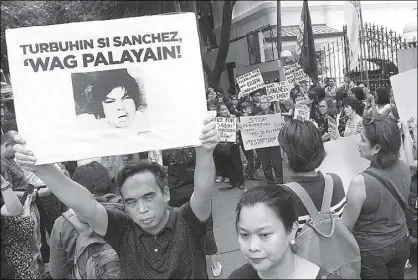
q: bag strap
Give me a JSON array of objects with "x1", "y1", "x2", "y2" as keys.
[
  {"x1": 62, "y1": 210, "x2": 89, "y2": 234},
  {"x1": 363, "y1": 170, "x2": 407, "y2": 216},
  {"x1": 284, "y1": 182, "x2": 319, "y2": 217},
  {"x1": 321, "y1": 174, "x2": 334, "y2": 212}
]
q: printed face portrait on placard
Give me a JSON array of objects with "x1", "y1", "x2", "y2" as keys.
[{"x1": 71, "y1": 68, "x2": 149, "y2": 130}]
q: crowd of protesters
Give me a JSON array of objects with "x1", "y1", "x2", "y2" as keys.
[{"x1": 1, "y1": 72, "x2": 417, "y2": 279}]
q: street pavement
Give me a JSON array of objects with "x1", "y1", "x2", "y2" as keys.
[{"x1": 205, "y1": 164, "x2": 417, "y2": 279}]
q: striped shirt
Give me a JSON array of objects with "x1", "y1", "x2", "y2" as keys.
[{"x1": 289, "y1": 172, "x2": 348, "y2": 233}]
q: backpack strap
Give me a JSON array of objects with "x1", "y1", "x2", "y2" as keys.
[
  {"x1": 284, "y1": 182, "x2": 319, "y2": 217},
  {"x1": 321, "y1": 174, "x2": 334, "y2": 213},
  {"x1": 62, "y1": 210, "x2": 89, "y2": 234},
  {"x1": 363, "y1": 170, "x2": 407, "y2": 216}
]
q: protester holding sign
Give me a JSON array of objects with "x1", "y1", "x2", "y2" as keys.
[
  {"x1": 311, "y1": 99, "x2": 337, "y2": 142},
  {"x1": 278, "y1": 98, "x2": 295, "y2": 122},
  {"x1": 255, "y1": 96, "x2": 283, "y2": 184},
  {"x1": 12, "y1": 114, "x2": 219, "y2": 279},
  {"x1": 214, "y1": 103, "x2": 246, "y2": 191},
  {"x1": 343, "y1": 117, "x2": 411, "y2": 279},
  {"x1": 250, "y1": 90, "x2": 263, "y2": 116}
]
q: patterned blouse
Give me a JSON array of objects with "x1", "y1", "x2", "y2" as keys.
[
  {"x1": 1, "y1": 216, "x2": 37, "y2": 279},
  {"x1": 343, "y1": 117, "x2": 364, "y2": 137}
]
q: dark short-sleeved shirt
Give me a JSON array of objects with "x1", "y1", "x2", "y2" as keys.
[
  {"x1": 290, "y1": 172, "x2": 347, "y2": 234},
  {"x1": 229, "y1": 263, "x2": 342, "y2": 279},
  {"x1": 0, "y1": 156, "x2": 31, "y2": 191},
  {"x1": 279, "y1": 99, "x2": 296, "y2": 122},
  {"x1": 104, "y1": 202, "x2": 208, "y2": 279}
]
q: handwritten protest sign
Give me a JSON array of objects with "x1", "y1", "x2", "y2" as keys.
[
  {"x1": 266, "y1": 81, "x2": 291, "y2": 102},
  {"x1": 236, "y1": 69, "x2": 265, "y2": 98},
  {"x1": 6, "y1": 13, "x2": 208, "y2": 164},
  {"x1": 283, "y1": 63, "x2": 309, "y2": 84},
  {"x1": 215, "y1": 117, "x2": 237, "y2": 142},
  {"x1": 240, "y1": 114, "x2": 284, "y2": 150},
  {"x1": 293, "y1": 104, "x2": 311, "y2": 121},
  {"x1": 327, "y1": 116, "x2": 339, "y2": 140},
  {"x1": 293, "y1": 69, "x2": 309, "y2": 84}
]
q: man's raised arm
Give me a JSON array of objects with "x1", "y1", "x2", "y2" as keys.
[
  {"x1": 190, "y1": 114, "x2": 218, "y2": 222},
  {"x1": 13, "y1": 136, "x2": 108, "y2": 236}
]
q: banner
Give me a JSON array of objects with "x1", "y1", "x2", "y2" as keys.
[
  {"x1": 215, "y1": 117, "x2": 237, "y2": 142},
  {"x1": 266, "y1": 81, "x2": 291, "y2": 102},
  {"x1": 293, "y1": 104, "x2": 311, "y2": 121},
  {"x1": 327, "y1": 115, "x2": 339, "y2": 140},
  {"x1": 318, "y1": 134, "x2": 370, "y2": 193},
  {"x1": 6, "y1": 13, "x2": 207, "y2": 164},
  {"x1": 236, "y1": 69, "x2": 265, "y2": 98},
  {"x1": 345, "y1": 1, "x2": 361, "y2": 70},
  {"x1": 240, "y1": 114, "x2": 284, "y2": 150},
  {"x1": 390, "y1": 68, "x2": 417, "y2": 122}
]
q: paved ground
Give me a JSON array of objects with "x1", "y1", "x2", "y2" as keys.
[{"x1": 205, "y1": 162, "x2": 417, "y2": 279}]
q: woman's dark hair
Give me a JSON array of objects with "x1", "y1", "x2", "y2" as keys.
[
  {"x1": 314, "y1": 86, "x2": 326, "y2": 101},
  {"x1": 278, "y1": 120, "x2": 326, "y2": 172},
  {"x1": 335, "y1": 89, "x2": 348, "y2": 101},
  {"x1": 342, "y1": 96, "x2": 363, "y2": 115},
  {"x1": 352, "y1": 87, "x2": 365, "y2": 101},
  {"x1": 116, "y1": 160, "x2": 167, "y2": 194},
  {"x1": 207, "y1": 98, "x2": 218, "y2": 109},
  {"x1": 235, "y1": 185, "x2": 299, "y2": 233},
  {"x1": 363, "y1": 117, "x2": 401, "y2": 169},
  {"x1": 375, "y1": 87, "x2": 391, "y2": 105},
  {"x1": 89, "y1": 69, "x2": 143, "y2": 119},
  {"x1": 72, "y1": 161, "x2": 112, "y2": 195}
]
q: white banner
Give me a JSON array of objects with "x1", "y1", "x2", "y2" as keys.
[
  {"x1": 345, "y1": 1, "x2": 361, "y2": 70},
  {"x1": 266, "y1": 81, "x2": 291, "y2": 102},
  {"x1": 390, "y1": 68, "x2": 417, "y2": 122},
  {"x1": 6, "y1": 13, "x2": 207, "y2": 164},
  {"x1": 293, "y1": 104, "x2": 311, "y2": 121},
  {"x1": 215, "y1": 117, "x2": 237, "y2": 143},
  {"x1": 236, "y1": 69, "x2": 265, "y2": 98},
  {"x1": 240, "y1": 114, "x2": 284, "y2": 150}
]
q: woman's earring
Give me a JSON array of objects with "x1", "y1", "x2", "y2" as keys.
[{"x1": 290, "y1": 239, "x2": 296, "y2": 245}]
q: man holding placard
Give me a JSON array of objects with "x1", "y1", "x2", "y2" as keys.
[
  {"x1": 12, "y1": 114, "x2": 218, "y2": 279},
  {"x1": 255, "y1": 96, "x2": 284, "y2": 184}
]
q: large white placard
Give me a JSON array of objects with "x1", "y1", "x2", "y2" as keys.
[
  {"x1": 240, "y1": 114, "x2": 284, "y2": 150},
  {"x1": 215, "y1": 117, "x2": 237, "y2": 143},
  {"x1": 318, "y1": 134, "x2": 370, "y2": 193},
  {"x1": 293, "y1": 104, "x2": 311, "y2": 121},
  {"x1": 390, "y1": 68, "x2": 417, "y2": 122},
  {"x1": 236, "y1": 69, "x2": 265, "y2": 97},
  {"x1": 6, "y1": 13, "x2": 207, "y2": 164},
  {"x1": 266, "y1": 81, "x2": 291, "y2": 102},
  {"x1": 283, "y1": 63, "x2": 309, "y2": 84}
]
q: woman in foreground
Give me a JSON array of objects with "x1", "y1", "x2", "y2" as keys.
[{"x1": 229, "y1": 185, "x2": 341, "y2": 279}]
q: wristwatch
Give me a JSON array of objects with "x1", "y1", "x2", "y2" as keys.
[{"x1": 1, "y1": 182, "x2": 12, "y2": 192}]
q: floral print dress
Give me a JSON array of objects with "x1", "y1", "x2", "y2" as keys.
[{"x1": 1, "y1": 216, "x2": 37, "y2": 279}]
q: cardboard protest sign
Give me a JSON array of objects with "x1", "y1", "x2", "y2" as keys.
[
  {"x1": 236, "y1": 69, "x2": 265, "y2": 97},
  {"x1": 266, "y1": 81, "x2": 291, "y2": 102},
  {"x1": 390, "y1": 68, "x2": 417, "y2": 122},
  {"x1": 283, "y1": 63, "x2": 309, "y2": 84},
  {"x1": 293, "y1": 69, "x2": 309, "y2": 84},
  {"x1": 283, "y1": 63, "x2": 300, "y2": 76},
  {"x1": 240, "y1": 114, "x2": 284, "y2": 150},
  {"x1": 318, "y1": 134, "x2": 370, "y2": 193},
  {"x1": 6, "y1": 13, "x2": 207, "y2": 164},
  {"x1": 293, "y1": 104, "x2": 311, "y2": 121},
  {"x1": 215, "y1": 117, "x2": 237, "y2": 142},
  {"x1": 327, "y1": 116, "x2": 339, "y2": 140}
]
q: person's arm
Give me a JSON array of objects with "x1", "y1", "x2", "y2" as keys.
[
  {"x1": 376, "y1": 104, "x2": 392, "y2": 117},
  {"x1": 12, "y1": 139, "x2": 108, "y2": 237},
  {"x1": 1, "y1": 175, "x2": 23, "y2": 217},
  {"x1": 49, "y1": 219, "x2": 72, "y2": 279},
  {"x1": 321, "y1": 132, "x2": 331, "y2": 142},
  {"x1": 190, "y1": 114, "x2": 218, "y2": 222},
  {"x1": 342, "y1": 174, "x2": 366, "y2": 232}
]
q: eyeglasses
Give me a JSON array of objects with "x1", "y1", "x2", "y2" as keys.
[{"x1": 319, "y1": 105, "x2": 328, "y2": 108}]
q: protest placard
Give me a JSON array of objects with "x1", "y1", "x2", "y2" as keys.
[
  {"x1": 293, "y1": 104, "x2": 311, "y2": 121},
  {"x1": 240, "y1": 114, "x2": 284, "y2": 150},
  {"x1": 266, "y1": 81, "x2": 291, "y2": 102},
  {"x1": 293, "y1": 69, "x2": 309, "y2": 84},
  {"x1": 327, "y1": 116, "x2": 339, "y2": 140},
  {"x1": 215, "y1": 117, "x2": 237, "y2": 142},
  {"x1": 390, "y1": 68, "x2": 417, "y2": 122},
  {"x1": 318, "y1": 134, "x2": 370, "y2": 193},
  {"x1": 283, "y1": 63, "x2": 300, "y2": 76},
  {"x1": 295, "y1": 96, "x2": 305, "y2": 104},
  {"x1": 6, "y1": 13, "x2": 208, "y2": 164},
  {"x1": 283, "y1": 63, "x2": 309, "y2": 84},
  {"x1": 236, "y1": 69, "x2": 265, "y2": 97}
]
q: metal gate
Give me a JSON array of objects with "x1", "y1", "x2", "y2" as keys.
[{"x1": 318, "y1": 22, "x2": 417, "y2": 90}]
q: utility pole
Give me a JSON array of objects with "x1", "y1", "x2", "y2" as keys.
[{"x1": 276, "y1": 1, "x2": 282, "y2": 58}]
